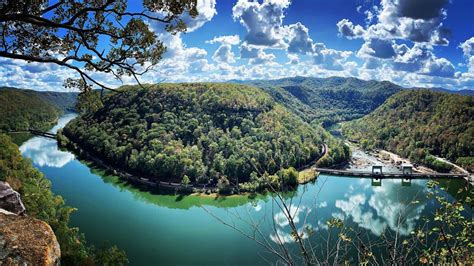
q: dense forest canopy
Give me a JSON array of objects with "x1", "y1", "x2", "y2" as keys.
[
  {"x1": 0, "y1": 88, "x2": 59, "y2": 131},
  {"x1": 0, "y1": 134, "x2": 127, "y2": 264},
  {"x1": 236, "y1": 76, "x2": 403, "y2": 127},
  {"x1": 61, "y1": 83, "x2": 349, "y2": 190},
  {"x1": 0, "y1": 87, "x2": 77, "y2": 131},
  {"x1": 343, "y1": 90, "x2": 474, "y2": 172}
]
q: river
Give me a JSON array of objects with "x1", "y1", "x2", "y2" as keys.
[{"x1": 19, "y1": 114, "x2": 472, "y2": 265}]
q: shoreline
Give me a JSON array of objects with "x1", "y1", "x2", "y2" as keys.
[
  {"x1": 344, "y1": 142, "x2": 472, "y2": 184},
  {"x1": 58, "y1": 133, "x2": 320, "y2": 195}
]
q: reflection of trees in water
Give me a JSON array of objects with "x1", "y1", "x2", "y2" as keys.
[{"x1": 85, "y1": 161, "x2": 279, "y2": 210}]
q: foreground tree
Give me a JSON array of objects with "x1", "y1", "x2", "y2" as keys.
[{"x1": 0, "y1": 0, "x2": 198, "y2": 93}]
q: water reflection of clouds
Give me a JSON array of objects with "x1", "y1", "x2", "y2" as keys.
[
  {"x1": 20, "y1": 137, "x2": 75, "y2": 168},
  {"x1": 19, "y1": 113, "x2": 77, "y2": 168},
  {"x1": 270, "y1": 227, "x2": 309, "y2": 244},
  {"x1": 273, "y1": 204, "x2": 308, "y2": 227},
  {"x1": 335, "y1": 180, "x2": 426, "y2": 236},
  {"x1": 270, "y1": 204, "x2": 312, "y2": 244},
  {"x1": 269, "y1": 203, "x2": 334, "y2": 244}
]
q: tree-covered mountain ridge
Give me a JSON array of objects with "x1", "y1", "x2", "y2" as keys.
[
  {"x1": 61, "y1": 83, "x2": 349, "y2": 192},
  {"x1": 0, "y1": 87, "x2": 78, "y2": 132},
  {"x1": 233, "y1": 76, "x2": 403, "y2": 126},
  {"x1": 232, "y1": 76, "x2": 473, "y2": 127},
  {"x1": 342, "y1": 89, "x2": 474, "y2": 172}
]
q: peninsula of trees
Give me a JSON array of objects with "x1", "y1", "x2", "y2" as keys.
[
  {"x1": 343, "y1": 90, "x2": 474, "y2": 172},
  {"x1": 61, "y1": 83, "x2": 349, "y2": 191}
]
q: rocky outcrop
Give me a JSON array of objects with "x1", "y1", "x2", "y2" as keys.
[
  {"x1": 0, "y1": 182, "x2": 61, "y2": 265},
  {"x1": 0, "y1": 182, "x2": 25, "y2": 215},
  {"x1": 0, "y1": 211, "x2": 61, "y2": 266}
]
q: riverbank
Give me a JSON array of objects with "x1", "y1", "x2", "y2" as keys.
[
  {"x1": 344, "y1": 142, "x2": 472, "y2": 184},
  {"x1": 58, "y1": 132, "x2": 321, "y2": 195}
]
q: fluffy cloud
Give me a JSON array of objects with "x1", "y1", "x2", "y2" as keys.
[
  {"x1": 179, "y1": 0, "x2": 217, "y2": 32},
  {"x1": 232, "y1": 0, "x2": 290, "y2": 47},
  {"x1": 357, "y1": 38, "x2": 396, "y2": 59},
  {"x1": 146, "y1": 0, "x2": 217, "y2": 81},
  {"x1": 459, "y1": 37, "x2": 474, "y2": 57},
  {"x1": 239, "y1": 43, "x2": 276, "y2": 65},
  {"x1": 338, "y1": 0, "x2": 450, "y2": 45},
  {"x1": 208, "y1": 35, "x2": 240, "y2": 64},
  {"x1": 240, "y1": 43, "x2": 261, "y2": 58},
  {"x1": 249, "y1": 51, "x2": 275, "y2": 65},
  {"x1": 421, "y1": 57, "x2": 455, "y2": 77},
  {"x1": 206, "y1": 35, "x2": 241, "y2": 45},
  {"x1": 153, "y1": 33, "x2": 210, "y2": 77},
  {"x1": 336, "y1": 19, "x2": 365, "y2": 39},
  {"x1": 0, "y1": 58, "x2": 77, "y2": 91},
  {"x1": 459, "y1": 37, "x2": 474, "y2": 75},
  {"x1": 287, "y1": 54, "x2": 300, "y2": 65},
  {"x1": 287, "y1": 22, "x2": 315, "y2": 55},
  {"x1": 212, "y1": 44, "x2": 236, "y2": 63},
  {"x1": 232, "y1": 0, "x2": 357, "y2": 72},
  {"x1": 313, "y1": 43, "x2": 353, "y2": 71},
  {"x1": 392, "y1": 43, "x2": 454, "y2": 77}
]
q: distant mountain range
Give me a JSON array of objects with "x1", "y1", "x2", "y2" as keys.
[
  {"x1": 231, "y1": 76, "x2": 402, "y2": 126},
  {"x1": 0, "y1": 86, "x2": 78, "y2": 111},
  {"x1": 231, "y1": 76, "x2": 473, "y2": 126},
  {"x1": 418, "y1": 87, "x2": 474, "y2": 96}
]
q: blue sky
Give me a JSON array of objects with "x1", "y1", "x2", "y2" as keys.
[{"x1": 1, "y1": 0, "x2": 474, "y2": 91}]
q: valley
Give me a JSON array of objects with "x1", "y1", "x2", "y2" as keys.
[
  {"x1": 1, "y1": 78, "x2": 472, "y2": 265},
  {"x1": 1, "y1": 1, "x2": 473, "y2": 264}
]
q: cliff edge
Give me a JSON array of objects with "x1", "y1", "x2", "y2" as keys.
[{"x1": 0, "y1": 182, "x2": 60, "y2": 265}]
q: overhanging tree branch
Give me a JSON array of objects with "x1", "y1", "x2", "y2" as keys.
[{"x1": 0, "y1": 0, "x2": 198, "y2": 93}]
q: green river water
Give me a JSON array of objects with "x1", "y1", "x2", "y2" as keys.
[{"x1": 18, "y1": 114, "x2": 472, "y2": 265}]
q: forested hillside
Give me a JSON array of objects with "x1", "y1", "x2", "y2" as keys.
[
  {"x1": 35, "y1": 90, "x2": 78, "y2": 111},
  {"x1": 0, "y1": 87, "x2": 78, "y2": 131},
  {"x1": 237, "y1": 76, "x2": 403, "y2": 126},
  {"x1": 343, "y1": 90, "x2": 474, "y2": 172},
  {"x1": 61, "y1": 83, "x2": 349, "y2": 190},
  {"x1": 0, "y1": 134, "x2": 127, "y2": 264},
  {"x1": 0, "y1": 88, "x2": 60, "y2": 131}
]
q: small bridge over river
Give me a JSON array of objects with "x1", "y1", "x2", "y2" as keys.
[{"x1": 5, "y1": 129, "x2": 57, "y2": 139}]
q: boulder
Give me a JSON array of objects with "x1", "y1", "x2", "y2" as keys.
[
  {"x1": 0, "y1": 211, "x2": 61, "y2": 265},
  {"x1": 0, "y1": 182, "x2": 25, "y2": 215}
]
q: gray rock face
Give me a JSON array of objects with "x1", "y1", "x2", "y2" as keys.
[{"x1": 0, "y1": 182, "x2": 25, "y2": 215}]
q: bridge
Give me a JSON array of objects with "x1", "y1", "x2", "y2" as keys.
[
  {"x1": 5, "y1": 129, "x2": 57, "y2": 139},
  {"x1": 315, "y1": 167, "x2": 473, "y2": 185}
]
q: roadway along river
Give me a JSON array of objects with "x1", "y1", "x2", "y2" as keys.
[{"x1": 19, "y1": 113, "x2": 472, "y2": 265}]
